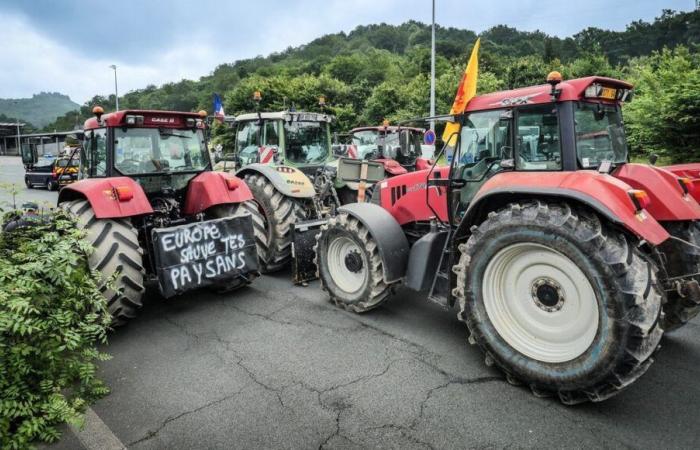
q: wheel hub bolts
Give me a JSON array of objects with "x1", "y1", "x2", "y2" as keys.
[
  {"x1": 344, "y1": 250, "x2": 363, "y2": 273},
  {"x1": 531, "y1": 277, "x2": 564, "y2": 312}
]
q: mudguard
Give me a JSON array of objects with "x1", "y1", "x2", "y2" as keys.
[
  {"x1": 181, "y1": 171, "x2": 254, "y2": 215},
  {"x1": 664, "y1": 163, "x2": 700, "y2": 204},
  {"x1": 237, "y1": 163, "x2": 316, "y2": 198},
  {"x1": 613, "y1": 164, "x2": 700, "y2": 221},
  {"x1": 462, "y1": 171, "x2": 670, "y2": 246},
  {"x1": 57, "y1": 177, "x2": 153, "y2": 219},
  {"x1": 338, "y1": 203, "x2": 410, "y2": 283}
]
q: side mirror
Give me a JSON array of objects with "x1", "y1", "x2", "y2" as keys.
[
  {"x1": 398, "y1": 129, "x2": 412, "y2": 156},
  {"x1": 332, "y1": 144, "x2": 348, "y2": 157},
  {"x1": 649, "y1": 153, "x2": 658, "y2": 166}
]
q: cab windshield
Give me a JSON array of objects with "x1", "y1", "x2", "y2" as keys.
[
  {"x1": 351, "y1": 130, "x2": 401, "y2": 159},
  {"x1": 575, "y1": 103, "x2": 628, "y2": 168},
  {"x1": 114, "y1": 128, "x2": 208, "y2": 174},
  {"x1": 284, "y1": 121, "x2": 330, "y2": 164}
]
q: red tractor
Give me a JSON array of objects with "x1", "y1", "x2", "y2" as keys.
[
  {"x1": 313, "y1": 74, "x2": 700, "y2": 403},
  {"x1": 54, "y1": 107, "x2": 264, "y2": 325}
]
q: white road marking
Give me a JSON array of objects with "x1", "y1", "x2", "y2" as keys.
[{"x1": 70, "y1": 407, "x2": 126, "y2": 450}]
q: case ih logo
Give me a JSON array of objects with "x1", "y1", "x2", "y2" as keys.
[
  {"x1": 150, "y1": 117, "x2": 176, "y2": 124},
  {"x1": 491, "y1": 92, "x2": 542, "y2": 107}
]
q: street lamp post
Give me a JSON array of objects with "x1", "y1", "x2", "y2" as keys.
[
  {"x1": 429, "y1": 0, "x2": 436, "y2": 132},
  {"x1": 109, "y1": 64, "x2": 119, "y2": 110}
]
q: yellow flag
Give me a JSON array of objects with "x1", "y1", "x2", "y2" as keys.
[{"x1": 442, "y1": 38, "x2": 480, "y2": 146}]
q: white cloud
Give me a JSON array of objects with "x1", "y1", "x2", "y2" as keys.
[{"x1": 0, "y1": 13, "x2": 235, "y2": 104}]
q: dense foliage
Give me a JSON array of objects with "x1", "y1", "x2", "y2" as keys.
[
  {"x1": 0, "y1": 210, "x2": 111, "y2": 448},
  {"x1": 44, "y1": 9, "x2": 700, "y2": 161}
]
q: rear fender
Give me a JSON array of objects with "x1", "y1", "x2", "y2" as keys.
[
  {"x1": 460, "y1": 171, "x2": 670, "y2": 246},
  {"x1": 57, "y1": 177, "x2": 153, "y2": 219},
  {"x1": 374, "y1": 158, "x2": 408, "y2": 176},
  {"x1": 664, "y1": 163, "x2": 700, "y2": 204},
  {"x1": 613, "y1": 163, "x2": 700, "y2": 221},
  {"x1": 338, "y1": 203, "x2": 409, "y2": 283},
  {"x1": 415, "y1": 158, "x2": 434, "y2": 171},
  {"x1": 237, "y1": 163, "x2": 316, "y2": 198},
  {"x1": 181, "y1": 171, "x2": 254, "y2": 215}
]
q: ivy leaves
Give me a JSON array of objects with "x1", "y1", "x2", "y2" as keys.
[{"x1": 0, "y1": 209, "x2": 111, "y2": 448}]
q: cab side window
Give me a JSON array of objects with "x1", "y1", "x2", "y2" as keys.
[
  {"x1": 263, "y1": 121, "x2": 279, "y2": 149},
  {"x1": 84, "y1": 128, "x2": 107, "y2": 177},
  {"x1": 459, "y1": 110, "x2": 512, "y2": 168},
  {"x1": 236, "y1": 121, "x2": 260, "y2": 156},
  {"x1": 516, "y1": 105, "x2": 561, "y2": 170}
]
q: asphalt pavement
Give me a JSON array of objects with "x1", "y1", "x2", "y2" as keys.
[{"x1": 2, "y1": 155, "x2": 699, "y2": 449}]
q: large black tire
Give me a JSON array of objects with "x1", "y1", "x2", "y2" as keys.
[
  {"x1": 316, "y1": 212, "x2": 392, "y2": 313},
  {"x1": 454, "y1": 202, "x2": 664, "y2": 404},
  {"x1": 63, "y1": 199, "x2": 145, "y2": 327},
  {"x1": 660, "y1": 221, "x2": 700, "y2": 331},
  {"x1": 206, "y1": 201, "x2": 267, "y2": 291},
  {"x1": 243, "y1": 173, "x2": 306, "y2": 272}
]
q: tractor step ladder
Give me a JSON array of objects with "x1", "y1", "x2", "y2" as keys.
[{"x1": 427, "y1": 227, "x2": 454, "y2": 309}]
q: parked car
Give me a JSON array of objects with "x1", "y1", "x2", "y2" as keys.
[{"x1": 24, "y1": 156, "x2": 79, "y2": 191}]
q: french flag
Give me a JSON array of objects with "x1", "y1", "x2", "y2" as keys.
[{"x1": 213, "y1": 93, "x2": 225, "y2": 123}]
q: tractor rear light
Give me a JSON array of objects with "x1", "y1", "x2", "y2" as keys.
[
  {"x1": 125, "y1": 115, "x2": 144, "y2": 125},
  {"x1": 226, "y1": 178, "x2": 240, "y2": 190},
  {"x1": 678, "y1": 177, "x2": 695, "y2": 195},
  {"x1": 115, "y1": 186, "x2": 134, "y2": 202},
  {"x1": 628, "y1": 190, "x2": 650, "y2": 211}
]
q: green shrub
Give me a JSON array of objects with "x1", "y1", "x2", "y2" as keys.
[{"x1": 0, "y1": 209, "x2": 111, "y2": 449}]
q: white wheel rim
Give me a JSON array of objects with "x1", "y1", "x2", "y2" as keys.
[
  {"x1": 327, "y1": 235, "x2": 368, "y2": 294},
  {"x1": 482, "y1": 243, "x2": 599, "y2": 363}
]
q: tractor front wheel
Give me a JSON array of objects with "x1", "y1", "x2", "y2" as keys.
[
  {"x1": 243, "y1": 173, "x2": 306, "y2": 272},
  {"x1": 454, "y1": 202, "x2": 664, "y2": 404},
  {"x1": 63, "y1": 199, "x2": 145, "y2": 327},
  {"x1": 316, "y1": 212, "x2": 392, "y2": 312}
]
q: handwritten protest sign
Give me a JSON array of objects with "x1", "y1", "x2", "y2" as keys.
[{"x1": 151, "y1": 215, "x2": 258, "y2": 298}]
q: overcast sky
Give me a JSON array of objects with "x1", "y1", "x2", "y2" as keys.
[{"x1": 0, "y1": 0, "x2": 694, "y2": 104}]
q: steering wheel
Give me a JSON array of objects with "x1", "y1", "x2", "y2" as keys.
[{"x1": 117, "y1": 159, "x2": 141, "y2": 173}]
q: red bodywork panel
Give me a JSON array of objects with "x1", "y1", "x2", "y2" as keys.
[
  {"x1": 466, "y1": 77, "x2": 631, "y2": 112},
  {"x1": 58, "y1": 177, "x2": 154, "y2": 219},
  {"x1": 181, "y1": 172, "x2": 253, "y2": 215},
  {"x1": 664, "y1": 163, "x2": 700, "y2": 203},
  {"x1": 415, "y1": 158, "x2": 434, "y2": 171},
  {"x1": 375, "y1": 166, "x2": 450, "y2": 224},
  {"x1": 84, "y1": 110, "x2": 204, "y2": 130},
  {"x1": 376, "y1": 168, "x2": 670, "y2": 246},
  {"x1": 613, "y1": 164, "x2": 700, "y2": 221}
]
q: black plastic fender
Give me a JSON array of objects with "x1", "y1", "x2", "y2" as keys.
[
  {"x1": 338, "y1": 203, "x2": 409, "y2": 283},
  {"x1": 236, "y1": 163, "x2": 316, "y2": 199}
]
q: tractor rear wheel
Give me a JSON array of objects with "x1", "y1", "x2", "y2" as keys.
[
  {"x1": 206, "y1": 201, "x2": 266, "y2": 291},
  {"x1": 660, "y1": 222, "x2": 700, "y2": 331},
  {"x1": 243, "y1": 173, "x2": 306, "y2": 272},
  {"x1": 63, "y1": 199, "x2": 145, "y2": 327},
  {"x1": 454, "y1": 201, "x2": 664, "y2": 404},
  {"x1": 316, "y1": 212, "x2": 392, "y2": 312}
]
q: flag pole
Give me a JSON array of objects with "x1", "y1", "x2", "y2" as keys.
[{"x1": 429, "y1": 0, "x2": 436, "y2": 132}]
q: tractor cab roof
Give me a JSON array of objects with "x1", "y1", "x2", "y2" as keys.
[
  {"x1": 350, "y1": 126, "x2": 425, "y2": 134},
  {"x1": 84, "y1": 110, "x2": 204, "y2": 131},
  {"x1": 465, "y1": 76, "x2": 633, "y2": 113},
  {"x1": 232, "y1": 110, "x2": 333, "y2": 123}
]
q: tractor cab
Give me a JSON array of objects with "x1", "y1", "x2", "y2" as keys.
[
  {"x1": 229, "y1": 110, "x2": 334, "y2": 176},
  {"x1": 446, "y1": 74, "x2": 634, "y2": 217},
  {"x1": 348, "y1": 125, "x2": 424, "y2": 170},
  {"x1": 79, "y1": 107, "x2": 212, "y2": 202}
]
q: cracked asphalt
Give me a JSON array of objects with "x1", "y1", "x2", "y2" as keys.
[{"x1": 2, "y1": 157, "x2": 700, "y2": 449}]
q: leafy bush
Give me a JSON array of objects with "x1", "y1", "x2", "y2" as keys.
[{"x1": 0, "y1": 209, "x2": 111, "y2": 448}]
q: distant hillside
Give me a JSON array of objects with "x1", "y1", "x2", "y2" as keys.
[{"x1": 0, "y1": 92, "x2": 79, "y2": 128}]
